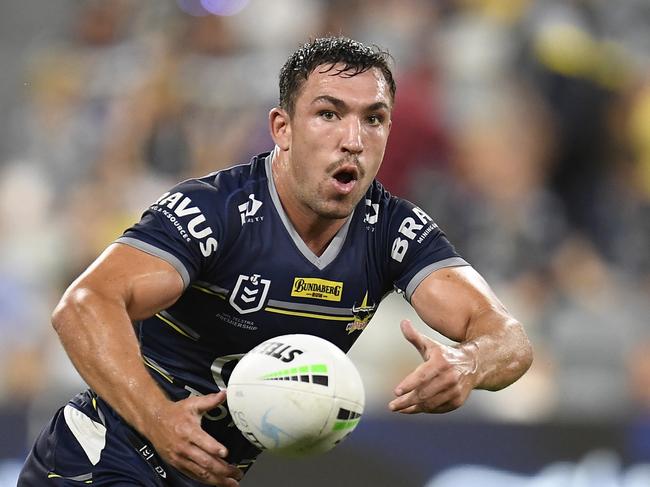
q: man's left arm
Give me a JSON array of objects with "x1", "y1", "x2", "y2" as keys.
[{"x1": 389, "y1": 265, "x2": 533, "y2": 414}]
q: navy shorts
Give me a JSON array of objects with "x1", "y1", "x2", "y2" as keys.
[{"x1": 18, "y1": 390, "x2": 208, "y2": 486}]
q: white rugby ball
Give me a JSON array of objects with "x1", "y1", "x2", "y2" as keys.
[{"x1": 227, "y1": 334, "x2": 365, "y2": 456}]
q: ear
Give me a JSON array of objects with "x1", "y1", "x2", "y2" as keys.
[{"x1": 269, "y1": 107, "x2": 291, "y2": 151}]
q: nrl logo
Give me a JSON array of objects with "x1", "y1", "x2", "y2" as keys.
[
  {"x1": 346, "y1": 292, "x2": 377, "y2": 334},
  {"x1": 229, "y1": 274, "x2": 271, "y2": 314}
]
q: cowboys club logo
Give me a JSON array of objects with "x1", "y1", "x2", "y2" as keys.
[
  {"x1": 346, "y1": 292, "x2": 377, "y2": 334},
  {"x1": 229, "y1": 274, "x2": 271, "y2": 314}
]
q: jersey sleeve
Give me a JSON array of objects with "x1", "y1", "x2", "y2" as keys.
[
  {"x1": 384, "y1": 196, "x2": 469, "y2": 302},
  {"x1": 115, "y1": 179, "x2": 224, "y2": 289}
]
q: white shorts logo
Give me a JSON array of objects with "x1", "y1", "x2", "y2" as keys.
[{"x1": 229, "y1": 274, "x2": 271, "y2": 314}]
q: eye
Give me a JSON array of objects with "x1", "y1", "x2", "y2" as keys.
[
  {"x1": 367, "y1": 114, "x2": 384, "y2": 126},
  {"x1": 319, "y1": 110, "x2": 337, "y2": 121}
]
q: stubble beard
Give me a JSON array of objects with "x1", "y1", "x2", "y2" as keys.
[
  {"x1": 290, "y1": 154, "x2": 371, "y2": 220},
  {"x1": 311, "y1": 200, "x2": 356, "y2": 220},
  {"x1": 313, "y1": 156, "x2": 368, "y2": 219},
  {"x1": 303, "y1": 177, "x2": 368, "y2": 220},
  {"x1": 301, "y1": 187, "x2": 355, "y2": 220}
]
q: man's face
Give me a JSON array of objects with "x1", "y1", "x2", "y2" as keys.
[{"x1": 282, "y1": 64, "x2": 392, "y2": 220}]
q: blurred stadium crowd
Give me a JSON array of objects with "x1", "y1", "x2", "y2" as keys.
[{"x1": 0, "y1": 0, "x2": 649, "y2": 458}]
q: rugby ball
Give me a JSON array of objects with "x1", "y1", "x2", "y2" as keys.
[{"x1": 227, "y1": 334, "x2": 365, "y2": 456}]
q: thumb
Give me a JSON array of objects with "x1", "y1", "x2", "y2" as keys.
[
  {"x1": 192, "y1": 390, "x2": 227, "y2": 415},
  {"x1": 400, "y1": 319, "x2": 430, "y2": 360}
]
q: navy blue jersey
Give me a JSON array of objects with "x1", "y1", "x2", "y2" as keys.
[
  {"x1": 21, "y1": 151, "x2": 460, "y2": 482},
  {"x1": 113, "y1": 151, "x2": 468, "y2": 468}
]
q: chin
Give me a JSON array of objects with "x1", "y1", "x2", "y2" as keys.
[{"x1": 314, "y1": 202, "x2": 355, "y2": 220}]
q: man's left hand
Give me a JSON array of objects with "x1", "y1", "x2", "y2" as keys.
[{"x1": 389, "y1": 320, "x2": 478, "y2": 414}]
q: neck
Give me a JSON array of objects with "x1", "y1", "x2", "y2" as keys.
[{"x1": 271, "y1": 150, "x2": 348, "y2": 256}]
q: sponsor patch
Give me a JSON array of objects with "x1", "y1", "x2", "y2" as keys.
[
  {"x1": 291, "y1": 278, "x2": 343, "y2": 302},
  {"x1": 152, "y1": 190, "x2": 218, "y2": 257},
  {"x1": 239, "y1": 194, "x2": 263, "y2": 225}
]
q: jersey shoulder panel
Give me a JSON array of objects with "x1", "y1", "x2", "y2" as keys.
[
  {"x1": 117, "y1": 153, "x2": 271, "y2": 287},
  {"x1": 369, "y1": 180, "x2": 469, "y2": 301}
]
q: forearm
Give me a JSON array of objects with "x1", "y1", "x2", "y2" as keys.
[
  {"x1": 399, "y1": 267, "x2": 533, "y2": 414},
  {"x1": 461, "y1": 308, "x2": 533, "y2": 391},
  {"x1": 52, "y1": 286, "x2": 171, "y2": 434}
]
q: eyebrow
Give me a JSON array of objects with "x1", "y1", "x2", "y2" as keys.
[{"x1": 311, "y1": 95, "x2": 390, "y2": 112}]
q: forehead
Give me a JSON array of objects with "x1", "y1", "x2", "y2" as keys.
[{"x1": 297, "y1": 64, "x2": 392, "y2": 108}]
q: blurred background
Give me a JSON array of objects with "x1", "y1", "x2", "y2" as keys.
[{"x1": 1, "y1": 0, "x2": 649, "y2": 485}]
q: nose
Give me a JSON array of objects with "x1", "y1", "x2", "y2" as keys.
[{"x1": 341, "y1": 117, "x2": 363, "y2": 155}]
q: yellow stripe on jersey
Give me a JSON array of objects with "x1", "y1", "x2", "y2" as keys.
[
  {"x1": 142, "y1": 357, "x2": 173, "y2": 383},
  {"x1": 264, "y1": 306, "x2": 353, "y2": 321},
  {"x1": 155, "y1": 313, "x2": 195, "y2": 340},
  {"x1": 47, "y1": 472, "x2": 92, "y2": 483},
  {"x1": 191, "y1": 284, "x2": 226, "y2": 299}
]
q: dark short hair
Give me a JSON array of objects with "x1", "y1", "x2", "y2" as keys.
[{"x1": 279, "y1": 36, "x2": 396, "y2": 115}]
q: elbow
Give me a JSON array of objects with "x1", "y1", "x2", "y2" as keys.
[
  {"x1": 51, "y1": 288, "x2": 79, "y2": 335},
  {"x1": 520, "y1": 334, "x2": 534, "y2": 376},
  {"x1": 512, "y1": 323, "x2": 534, "y2": 382},
  {"x1": 51, "y1": 285, "x2": 95, "y2": 336}
]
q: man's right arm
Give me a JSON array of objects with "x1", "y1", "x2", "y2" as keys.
[{"x1": 52, "y1": 242, "x2": 242, "y2": 486}]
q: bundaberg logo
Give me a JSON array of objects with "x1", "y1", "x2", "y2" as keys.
[{"x1": 291, "y1": 278, "x2": 343, "y2": 302}]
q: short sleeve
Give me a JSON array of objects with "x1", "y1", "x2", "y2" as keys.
[
  {"x1": 385, "y1": 198, "x2": 469, "y2": 302},
  {"x1": 115, "y1": 179, "x2": 223, "y2": 289}
]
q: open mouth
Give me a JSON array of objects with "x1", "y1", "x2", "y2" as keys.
[
  {"x1": 331, "y1": 166, "x2": 359, "y2": 195},
  {"x1": 332, "y1": 165, "x2": 359, "y2": 184},
  {"x1": 334, "y1": 170, "x2": 356, "y2": 184}
]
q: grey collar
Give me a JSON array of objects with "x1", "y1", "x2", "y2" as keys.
[{"x1": 265, "y1": 151, "x2": 355, "y2": 270}]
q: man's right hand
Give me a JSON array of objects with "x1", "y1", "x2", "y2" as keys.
[
  {"x1": 50, "y1": 245, "x2": 243, "y2": 486},
  {"x1": 144, "y1": 391, "x2": 243, "y2": 486}
]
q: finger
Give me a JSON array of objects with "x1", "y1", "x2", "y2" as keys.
[
  {"x1": 389, "y1": 388, "x2": 423, "y2": 412},
  {"x1": 176, "y1": 453, "x2": 242, "y2": 486},
  {"x1": 192, "y1": 428, "x2": 229, "y2": 459},
  {"x1": 389, "y1": 388, "x2": 421, "y2": 412},
  {"x1": 394, "y1": 352, "x2": 454, "y2": 396},
  {"x1": 178, "y1": 463, "x2": 241, "y2": 487},
  {"x1": 394, "y1": 401, "x2": 457, "y2": 414},
  {"x1": 394, "y1": 360, "x2": 433, "y2": 396},
  {"x1": 192, "y1": 391, "x2": 228, "y2": 415},
  {"x1": 392, "y1": 404, "x2": 422, "y2": 414},
  {"x1": 400, "y1": 319, "x2": 430, "y2": 360},
  {"x1": 389, "y1": 380, "x2": 457, "y2": 412},
  {"x1": 431, "y1": 400, "x2": 461, "y2": 414},
  {"x1": 183, "y1": 444, "x2": 243, "y2": 481}
]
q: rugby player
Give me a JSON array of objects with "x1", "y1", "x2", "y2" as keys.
[{"x1": 19, "y1": 37, "x2": 533, "y2": 486}]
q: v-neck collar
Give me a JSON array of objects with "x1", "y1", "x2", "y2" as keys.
[{"x1": 265, "y1": 151, "x2": 356, "y2": 271}]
